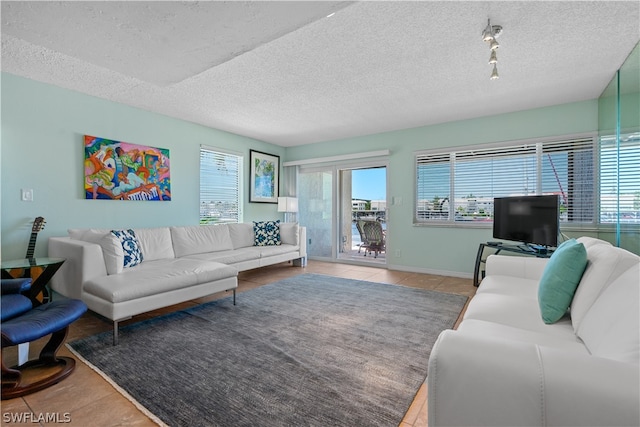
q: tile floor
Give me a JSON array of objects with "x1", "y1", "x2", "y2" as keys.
[{"x1": 1, "y1": 260, "x2": 475, "y2": 427}]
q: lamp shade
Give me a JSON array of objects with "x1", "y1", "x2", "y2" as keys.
[{"x1": 277, "y1": 197, "x2": 298, "y2": 213}]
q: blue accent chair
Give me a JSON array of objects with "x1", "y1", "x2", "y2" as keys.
[{"x1": 1, "y1": 278, "x2": 87, "y2": 400}]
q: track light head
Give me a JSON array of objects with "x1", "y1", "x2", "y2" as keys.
[{"x1": 490, "y1": 64, "x2": 499, "y2": 80}]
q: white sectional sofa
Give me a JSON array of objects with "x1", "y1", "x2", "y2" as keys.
[
  {"x1": 428, "y1": 236, "x2": 639, "y2": 427},
  {"x1": 48, "y1": 222, "x2": 306, "y2": 344}
]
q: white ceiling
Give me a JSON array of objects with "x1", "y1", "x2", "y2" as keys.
[{"x1": 2, "y1": 1, "x2": 639, "y2": 147}]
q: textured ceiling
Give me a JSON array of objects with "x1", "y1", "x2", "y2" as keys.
[{"x1": 2, "y1": 1, "x2": 639, "y2": 147}]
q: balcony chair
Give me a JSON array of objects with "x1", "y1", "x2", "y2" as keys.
[
  {"x1": 1, "y1": 278, "x2": 87, "y2": 400},
  {"x1": 356, "y1": 220, "x2": 386, "y2": 258}
]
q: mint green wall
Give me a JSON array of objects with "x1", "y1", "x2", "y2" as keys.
[
  {"x1": 1, "y1": 72, "x2": 601, "y2": 275},
  {"x1": 287, "y1": 101, "x2": 598, "y2": 275},
  {"x1": 1, "y1": 73, "x2": 285, "y2": 260}
]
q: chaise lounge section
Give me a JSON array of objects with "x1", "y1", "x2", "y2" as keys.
[{"x1": 48, "y1": 222, "x2": 306, "y2": 343}]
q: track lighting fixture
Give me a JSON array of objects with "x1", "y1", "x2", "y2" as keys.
[{"x1": 482, "y1": 18, "x2": 502, "y2": 80}]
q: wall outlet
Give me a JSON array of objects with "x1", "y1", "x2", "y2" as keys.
[{"x1": 395, "y1": 249, "x2": 401, "y2": 257}]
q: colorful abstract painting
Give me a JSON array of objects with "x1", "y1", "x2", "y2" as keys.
[{"x1": 84, "y1": 135, "x2": 171, "y2": 201}]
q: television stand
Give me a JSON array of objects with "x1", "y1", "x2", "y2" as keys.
[{"x1": 473, "y1": 242, "x2": 554, "y2": 287}]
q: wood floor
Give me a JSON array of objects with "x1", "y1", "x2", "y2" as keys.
[{"x1": 1, "y1": 260, "x2": 476, "y2": 427}]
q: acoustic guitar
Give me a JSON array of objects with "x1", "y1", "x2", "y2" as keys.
[
  {"x1": 9, "y1": 217, "x2": 47, "y2": 301},
  {"x1": 25, "y1": 216, "x2": 46, "y2": 259}
]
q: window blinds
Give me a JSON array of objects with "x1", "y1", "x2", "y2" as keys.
[
  {"x1": 599, "y1": 134, "x2": 640, "y2": 223},
  {"x1": 200, "y1": 146, "x2": 242, "y2": 224},
  {"x1": 415, "y1": 136, "x2": 596, "y2": 224}
]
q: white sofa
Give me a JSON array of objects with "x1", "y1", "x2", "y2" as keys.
[
  {"x1": 427, "y1": 236, "x2": 639, "y2": 427},
  {"x1": 48, "y1": 222, "x2": 306, "y2": 344}
]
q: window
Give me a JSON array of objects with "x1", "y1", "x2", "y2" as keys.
[
  {"x1": 415, "y1": 135, "x2": 597, "y2": 225},
  {"x1": 200, "y1": 146, "x2": 242, "y2": 224},
  {"x1": 599, "y1": 132, "x2": 640, "y2": 224}
]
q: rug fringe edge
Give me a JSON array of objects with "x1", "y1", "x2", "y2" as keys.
[{"x1": 65, "y1": 343, "x2": 168, "y2": 427}]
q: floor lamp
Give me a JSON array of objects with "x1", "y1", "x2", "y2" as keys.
[{"x1": 278, "y1": 197, "x2": 298, "y2": 223}]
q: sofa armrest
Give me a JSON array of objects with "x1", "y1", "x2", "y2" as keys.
[
  {"x1": 428, "y1": 330, "x2": 639, "y2": 427},
  {"x1": 48, "y1": 237, "x2": 107, "y2": 299},
  {"x1": 485, "y1": 254, "x2": 548, "y2": 281}
]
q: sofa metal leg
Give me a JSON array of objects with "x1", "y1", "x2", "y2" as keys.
[
  {"x1": 113, "y1": 321, "x2": 119, "y2": 346},
  {"x1": 112, "y1": 317, "x2": 131, "y2": 345},
  {"x1": 233, "y1": 289, "x2": 236, "y2": 306}
]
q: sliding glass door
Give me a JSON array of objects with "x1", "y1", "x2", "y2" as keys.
[{"x1": 297, "y1": 162, "x2": 387, "y2": 265}]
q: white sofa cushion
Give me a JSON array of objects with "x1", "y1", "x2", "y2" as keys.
[
  {"x1": 571, "y1": 244, "x2": 639, "y2": 332},
  {"x1": 83, "y1": 258, "x2": 237, "y2": 303},
  {"x1": 463, "y1": 292, "x2": 574, "y2": 338},
  {"x1": 185, "y1": 247, "x2": 264, "y2": 265},
  {"x1": 279, "y1": 222, "x2": 299, "y2": 246},
  {"x1": 476, "y1": 274, "x2": 539, "y2": 299},
  {"x1": 170, "y1": 225, "x2": 234, "y2": 257},
  {"x1": 227, "y1": 223, "x2": 255, "y2": 249},
  {"x1": 577, "y1": 264, "x2": 640, "y2": 364},
  {"x1": 457, "y1": 319, "x2": 588, "y2": 352},
  {"x1": 577, "y1": 236, "x2": 612, "y2": 249},
  {"x1": 132, "y1": 227, "x2": 175, "y2": 261}
]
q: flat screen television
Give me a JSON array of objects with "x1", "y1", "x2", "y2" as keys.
[{"x1": 493, "y1": 195, "x2": 559, "y2": 247}]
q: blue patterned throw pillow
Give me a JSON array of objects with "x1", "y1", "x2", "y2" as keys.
[
  {"x1": 253, "y1": 220, "x2": 281, "y2": 246},
  {"x1": 111, "y1": 229, "x2": 144, "y2": 268}
]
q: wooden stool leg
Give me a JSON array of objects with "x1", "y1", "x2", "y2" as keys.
[
  {"x1": 1, "y1": 351, "x2": 22, "y2": 389},
  {"x1": 39, "y1": 326, "x2": 68, "y2": 364}
]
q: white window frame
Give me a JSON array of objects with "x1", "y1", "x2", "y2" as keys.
[{"x1": 200, "y1": 145, "x2": 243, "y2": 224}]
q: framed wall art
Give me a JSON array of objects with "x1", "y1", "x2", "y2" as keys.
[
  {"x1": 249, "y1": 149, "x2": 279, "y2": 203},
  {"x1": 84, "y1": 135, "x2": 171, "y2": 201}
]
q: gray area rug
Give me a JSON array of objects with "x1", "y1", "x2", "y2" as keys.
[{"x1": 69, "y1": 274, "x2": 467, "y2": 427}]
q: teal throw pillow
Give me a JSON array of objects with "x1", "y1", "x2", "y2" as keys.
[
  {"x1": 253, "y1": 220, "x2": 281, "y2": 246},
  {"x1": 538, "y1": 239, "x2": 588, "y2": 324}
]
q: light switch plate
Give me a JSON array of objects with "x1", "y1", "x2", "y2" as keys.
[{"x1": 21, "y1": 189, "x2": 33, "y2": 202}]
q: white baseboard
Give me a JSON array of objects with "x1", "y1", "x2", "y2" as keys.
[{"x1": 386, "y1": 263, "x2": 472, "y2": 279}]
